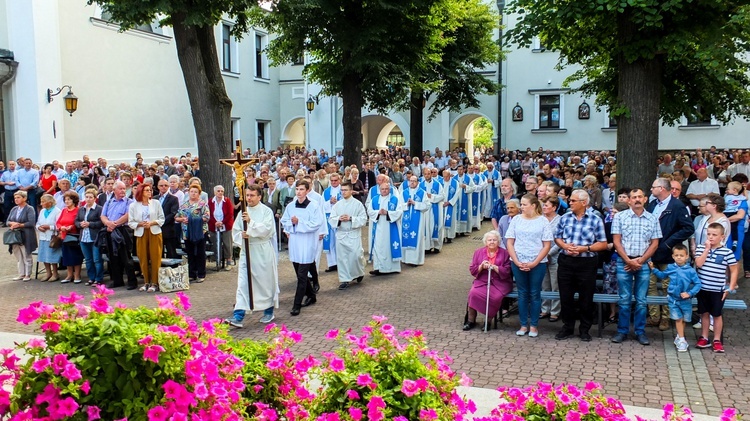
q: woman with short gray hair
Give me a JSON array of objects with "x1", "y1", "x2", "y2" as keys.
[{"x1": 463, "y1": 230, "x2": 513, "y2": 331}]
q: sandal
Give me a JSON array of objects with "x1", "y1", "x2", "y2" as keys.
[
  {"x1": 548, "y1": 316, "x2": 559, "y2": 322},
  {"x1": 139, "y1": 285, "x2": 148, "y2": 292},
  {"x1": 147, "y1": 285, "x2": 157, "y2": 293},
  {"x1": 607, "y1": 315, "x2": 617, "y2": 323},
  {"x1": 745, "y1": 271, "x2": 750, "y2": 279},
  {"x1": 85, "y1": 280, "x2": 95, "y2": 286}
]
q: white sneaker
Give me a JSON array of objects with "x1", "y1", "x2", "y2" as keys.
[
  {"x1": 60, "y1": 279, "x2": 71, "y2": 284},
  {"x1": 677, "y1": 338, "x2": 689, "y2": 352},
  {"x1": 259, "y1": 314, "x2": 275, "y2": 324},
  {"x1": 674, "y1": 335, "x2": 681, "y2": 346},
  {"x1": 692, "y1": 322, "x2": 702, "y2": 329},
  {"x1": 224, "y1": 318, "x2": 243, "y2": 328}
]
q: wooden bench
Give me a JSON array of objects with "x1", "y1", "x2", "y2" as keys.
[{"x1": 496, "y1": 291, "x2": 747, "y2": 337}]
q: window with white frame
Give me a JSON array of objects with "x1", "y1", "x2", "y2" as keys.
[
  {"x1": 221, "y1": 23, "x2": 239, "y2": 73},
  {"x1": 529, "y1": 89, "x2": 568, "y2": 132},
  {"x1": 254, "y1": 32, "x2": 269, "y2": 79},
  {"x1": 686, "y1": 105, "x2": 713, "y2": 126},
  {"x1": 532, "y1": 36, "x2": 547, "y2": 52},
  {"x1": 256, "y1": 121, "x2": 270, "y2": 150},
  {"x1": 231, "y1": 118, "x2": 241, "y2": 145}
]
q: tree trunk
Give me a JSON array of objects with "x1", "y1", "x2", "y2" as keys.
[
  {"x1": 341, "y1": 73, "x2": 363, "y2": 169},
  {"x1": 172, "y1": 14, "x2": 233, "y2": 196},
  {"x1": 616, "y1": 11, "x2": 662, "y2": 193},
  {"x1": 409, "y1": 91, "x2": 424, "y2": 159}
]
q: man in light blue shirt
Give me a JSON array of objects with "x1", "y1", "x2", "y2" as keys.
[
  {"x1": 15, "y1": 158, "x2": 40, "y2": 210},
  {"x1": 0, "y1": 160, "x2": 18, "y2": 224}
]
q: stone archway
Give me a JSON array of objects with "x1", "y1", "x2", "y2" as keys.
[
  {"x1": 280, "y1": 117, "x2": 306, "y2": 146},
  {"x1": 360, "y1": 114, "x2": 410, "y2": 150},
  {"x1": 450, "y1": 112, "x2": 496, "y2": 156}
]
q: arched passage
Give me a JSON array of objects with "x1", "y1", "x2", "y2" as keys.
[
  {"x1": 281, "y1": 117, "x2": 306, "y2": 146},
  {"x1": 337, "y1": 114, "x2": 411, "y2": 151},
  {"x1": 450, "y1": 112, "x2": 496, "y2": 156}
]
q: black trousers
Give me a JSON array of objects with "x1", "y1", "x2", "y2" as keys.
[
  {"x1": 3, "y1": 190, "x2": 16, "y2": 223},
  {"x1": 163, "y1": 235, "x2": 180, "y2": 258},
  {"x1": 557, "y1": 254, "x2": 599, "y2": 334},
  {"x1": 185, "y1": 238, "x2": 206, "y2": 279},
  {"x1": 292, "y1": 262, "x2": 316, "y2": 306},
  {"x1": 105, "y1": 228, "x2": 137, "y2": 288}
]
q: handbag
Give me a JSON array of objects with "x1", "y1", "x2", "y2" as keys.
[
  {"x1": 63, "y1": 234, "x2": 80, "y2": 244},
  {"x1": 158, "y1": 259, "x2": 190, "y2": 293},
  {"x1": 3, "y1": 230, "x2": 23, "y2": 245},
  {"x1": 49, "y1": 234, "x2": 62, "y2": 249}
]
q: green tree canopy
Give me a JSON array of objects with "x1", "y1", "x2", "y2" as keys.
[{"x1": 505, "y1": 0, "x2": 750, "y2": 190}]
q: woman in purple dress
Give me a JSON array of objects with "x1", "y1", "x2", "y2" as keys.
[{"x1": 463, "y1": 230, "x2": 513, "y2": 331}]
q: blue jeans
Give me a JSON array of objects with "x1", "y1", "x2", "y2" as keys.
[
  {"x1": 512, "y1": 262, "x2": 547, "y2": 327},
  {"x1": 233, "y1": 307, "x2": 273, "y2": 321},
  {"x1": 80, "y1": 241, "x2": 104, "y2": 282},
  {"x1": 616, "y1": 260, "x2": 650, "y2": 335}
]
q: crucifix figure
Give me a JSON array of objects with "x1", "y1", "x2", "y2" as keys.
[{"x1": 220, "y1": 139, "x2": 258, "y2": 310}]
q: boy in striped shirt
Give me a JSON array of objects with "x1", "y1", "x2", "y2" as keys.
[{"x1": 694, "y1": 223, "x2": 739, "y2": 353}]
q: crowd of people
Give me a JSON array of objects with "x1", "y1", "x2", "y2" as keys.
[{"x1": 1, "y1": 145, "x2": 748, "y2": 350}]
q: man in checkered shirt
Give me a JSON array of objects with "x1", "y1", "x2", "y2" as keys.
[{"x1": 554, "y1": 189, "x2": 608, "y2": 342}]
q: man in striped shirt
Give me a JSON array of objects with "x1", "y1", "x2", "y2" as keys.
[{"x1": 694, "y1": 223, "x2": 739, "y2": 353}]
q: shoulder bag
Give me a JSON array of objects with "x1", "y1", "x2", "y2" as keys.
[{"x1": 3, "y1": 229, "x2": 23, "y2": 245}]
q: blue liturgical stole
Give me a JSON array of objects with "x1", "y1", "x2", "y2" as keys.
[
  {"x1": 322, "y1": 187, "x2": 342, "y2": 252},
  {"x1": 457, "y1": 174, "x2": 470, "y2": 222},
  {"x1": 370, "y1": 194, "x2": 401, "y2": 261},
  {"x1": 471, "y1": 174, "x2": 483, "y2": 217},
  {"x1": 445, "y1": 178, "x2": 459, "y2": 228},
  {"x1": 401, "y1": 188, "x2": 425, "y2": 249},
  {"x1": 420, "y1": 181, "x2": 441, "y2": 240}
]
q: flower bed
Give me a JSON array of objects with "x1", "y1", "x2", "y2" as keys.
[{"x1": 0, "y1": 287, "x2": 743, "y2": 420}]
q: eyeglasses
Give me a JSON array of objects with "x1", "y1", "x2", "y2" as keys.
[
  {"x1": 569, "y1": 199, "x2": 581, "y2": 203},
  {"x1": 650, "y1": 186, "x2": 662, "y2": 189}
]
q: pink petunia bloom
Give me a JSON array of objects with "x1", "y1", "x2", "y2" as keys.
[
  {"x1": 52, "y1": 354, "x2": 69, "y2": 374},
  {"x1": 90, "y1": 297, "x2": 113, "y2": 314},
  {"x1": 401, "y1": 379, "x2": 419, "y2": 397},
  {"x1": 394, "y1": 417, "x2": 408, "y2": 421},
  {"x1": 366, "y1": 396, "x2": 386, "y2": 421},
  {"x1": 31, "y1": 357, "x2": 50, "y2": 373},
  {"x1": 566, "y1": 411, "x2": 581, "y2": 421},
  {"x1": 346, "y1": 389, "x2": 360, "y2": 400},
  {"x1": 380, "y1": 324, "x2": 394, "y2": 335},
  {"x1": 155, "y1": 296, "x2": 176, "y2": 311},
  {"x1": 328, "y1": 357, "x2": 345, "y2": 372},
  {"x1": 147, "y1": 406, "x2": 169, "y2": 421},
  {"x1": 93, "y1": 284, "x2": 114, "y2": 296},
  {"x1": 348, "y1": 407, "x2": 363, "y2": 421},
  {"x1": 16, "y1": 305, "x2": 41, "y2": 325},
  {"x1": 87, "y1": 405, "x2": 101, "y2": 420},
  {"x1": 459, "y1": 372, "x2": 473, "y2": 387},
  {"x1": 193, "y1": 383, "x2": 209, "y2": 399},
  {"x1": 55, "y1": 397, "x2": 80, "y2": 417},
  {"x1": 264, "y1": 323, "x2": 277, "y2": 333},
  {"x1": 62, "y1": 363, "x2": 82, "y2": 382},
  {"x1": 175, "y1": 292, "x2": 192, "y2": 310},
  {"x1": 59, "y1": 291, "x2": 86, "y2": 305},
  {"x1": 26, "y1": 338, "x2": 46, "y2": 348},
  {"x1": 40, "y1": 321, "x2": 61, "y2": 333},
  {"x1": 138, "y1": 336, "x2": 154, "y2": 346},
  {"x1": 419, "y1": 408, "x2": 438, "y2": 421},
  {"x1": 325, "y1": 329, "x2": 339, "y2": 340},
  {"x1": 143, "y1": 345, "x2": 165, "y2": 363},
  {"x1": 81, "y1": 380, "x2": 91, "y2": 395},
  {"x1": 356, "y1": 373, "x2": 377, "y2": 389},
  {"x1": 372, "y1": 315, "x2": 387, "y2": 322}
]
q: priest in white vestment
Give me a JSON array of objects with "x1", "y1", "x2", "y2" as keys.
[
  {"x1": 483, "y1": 163, "x2": 502, "y2": 218},
  {"x1": 455, "y1": 165, "x2": 475, "y2": 235},
  {"x1": 469, "y1": 165, "x2": 487, "y2": 230},
  {"x1": 322, "y1": 173, "x2": 343, "y2": 272},
  {"x1": 420, "y1": 170, "x2": 445, "y2": 252},
  {"x1": 365, "y1": 174, "x2": 391, "y2": 255},
  {"x1": 400, "y1": 176, "x2": 430, "y2": 266},
  {"x1": 225, "y1": 185, "x2": 279, "y2": 328},
  {"x1": 441, "y1": 170, "x2": 460, "y2": 242},
  {"x1": 329, "y1": 182, "x2": 367, "y2": 289},
  {"x1": 367, "y1": 182, "x2": 403, "y2": 275}
]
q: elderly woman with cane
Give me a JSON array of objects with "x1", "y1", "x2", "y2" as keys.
[{"x1": 463, "y1": 230, "x2": 513, "y2": 331}]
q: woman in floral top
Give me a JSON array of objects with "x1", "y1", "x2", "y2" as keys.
[{"x1": 176, "y1": 184, "x2": 210, "y2": 283}]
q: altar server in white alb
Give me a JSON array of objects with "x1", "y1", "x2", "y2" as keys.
[
  {"x1": 455, "y1": 165, "x2": 475, "y2": 236},
  {"x1": 281, "y1": 180, "x2": 324, "y2": 316},
  {"x1": 367, "y1": 181, "x2": 403, "y2": 275},
  {"x1": 469, "y1": 165, "x2": 487, "y2": 231},
  {"x1": 303, "y1": 175, "x2": 326, "y2": 292},
  {"x1": 225, "y1": 185, "x2": 279, "y2": 328},
  {"x1": 329, "y1": 181, "x2": 367, "y2": 290},
  {"x1": 400, "y1": 176, "x2": 430, "y2": 266},
  {"x1": 441, "y1": 169, "x2": 460, "y2": 243},
  {"x1": 420, "y1": 169, "x2": 445, "y2": 253},
  {"x1": 322, "y1": 173, "x2": 343, "y2": 273}
]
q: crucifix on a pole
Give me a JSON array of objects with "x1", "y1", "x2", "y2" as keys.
[{"x1": 220, "y1": 139, "x2": 258, "y2": 310}]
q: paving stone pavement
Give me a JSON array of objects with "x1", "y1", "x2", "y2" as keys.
[{"x1": 0, "y1": 224, "x2": 747, "y2": 417}]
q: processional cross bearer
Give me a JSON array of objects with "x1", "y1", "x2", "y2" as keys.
[{"x1": 220, "y1": 139, "x2": 258, "y2": 310}]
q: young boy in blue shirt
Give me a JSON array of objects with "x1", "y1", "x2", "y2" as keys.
[{"x1": 648, "y1": 244, "x2": 701, "y2": 352}]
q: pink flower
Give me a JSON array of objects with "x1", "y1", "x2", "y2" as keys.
[
  {"x1": 31, "y1": 357, "x2": 50, "y2": 373},
  {"x1": 93, "y1": 284, "x2": 114, "y2": 296},
  {"x1": 584, "y1": 381, "x2": 600, "y2": 391},
  {"x1": 52, "y1": 354, "x2": 69, "y2": 373},
  {"x1": 81, "y1": 380, "x2": 91, "y2": 395},
  {"x1": 328, "y1": 357, "x2": 345, "y2": 372},
  {"x1": 367, "y1": 396, "x2": 386, "y2": 421},
  {"x1": 372, "y1": 315, "x2": 388, "y2": 322},
  {"x1": 62, "y1": 363, "x2": 82, "y2": 382},
  {"x1": 156, "y1": 296, "x2": 176, "y2": 311},
  {"x1": 325, "y1": 329, "x2": 339, "y2": 340},
  {"x1": 143, "y1": 345, "x2": 165, "y2": 363},
  {"x1": 138, "y1": 335, "x2": 154, "y2": 346},
  {"x1": 27, "y1": 338, "x2": 46, "y2": 348},
  {"x1": 356, "y1": 373, "x2": 377, "y2": 389},
  {"x1": 264, "y1": 323, "x2": 277, "y2": 333},
  {"x1": 566, "y1": 411, "x2": 581, "y2": 421},
  {"x1": 346, "y1": 389, "x2": 360, "y2": 400},
  {"x1": 16, "y1": 305, "x2": 41, "y2": 325},
  {"x1": 147, "y1": 405, "x2": 169, "y2": 421},
  {"x1": 59, "y1": 291, "x2": 86, "y2": 304},
  {"x1": 419, "y1": 408, "x2": 438, "y2": 420},
  {"x1": 394, "y1": 417, "x2": 408, "y2": 421},
  {"x1": 163, "y1": 380, "x2": 185, "y2": 399},
  {"x1": 175, "y1": 292, "x2": 192, "y2": 310},
  {"x1": 40, "y1": 321, "x2": 61, "y2": 333},
  {"x1": 87, "y1": 405, "x2": 101, "y2": 420},
  {"x1": 55, "y1": 397, "x2": 79, "y2": 417},
  {"x1": 401, "y1": 379, "x2": 419, "y2": 397},
  {"x1": 348, "y1": 407, "x2": 363, "y2": 421},
  {"x1": 459, "y1": 372, "x2": 473, "y2": 387},
  {"x1": 90, "y1": 297, "x2": 113, "y2": 314}
]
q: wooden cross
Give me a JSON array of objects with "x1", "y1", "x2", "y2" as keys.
[{"x1": 220, "y1": 139, "x2": 259, "y2": 310}]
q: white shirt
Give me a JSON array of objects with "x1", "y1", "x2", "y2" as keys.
[
  {"x1": 686, "y1": 178, "x2": 720, "y2": 207},
  {"x1": 213, "y1": 197, "x2": 226, "y2": 231}
]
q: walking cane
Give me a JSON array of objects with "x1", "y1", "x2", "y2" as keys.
[
  {"x1": 216, "y1": 232, "x2": 221, "y2": 268},
  {"x1": 484, "y1": 265, "x2": 491, "y2": 333}
]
